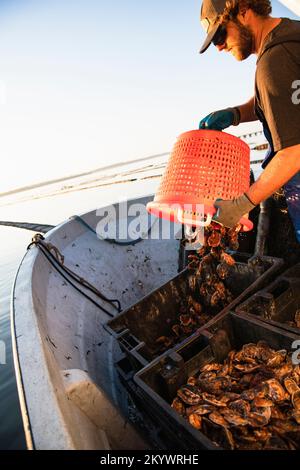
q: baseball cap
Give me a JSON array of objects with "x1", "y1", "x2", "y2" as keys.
[{"x1": 199, "y1": 0, "x2": 227, "y2": 53}]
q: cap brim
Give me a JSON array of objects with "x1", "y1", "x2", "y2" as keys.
[{"x1": 199, "y1": 23, "x2": 220, "y2": 54}]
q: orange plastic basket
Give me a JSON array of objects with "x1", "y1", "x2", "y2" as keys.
[{"x1": 147, "y1": 129, "x2": 253, "y2": 231}]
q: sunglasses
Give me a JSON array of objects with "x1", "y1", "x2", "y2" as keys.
[{"x1": 212, "y1": 25, "x2": 227, "y2": 47}]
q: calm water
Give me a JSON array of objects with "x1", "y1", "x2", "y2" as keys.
[
  {"x1": 0, "y1": 228, "x2": 29, "y2": 449},
  {"x1": 0, "y1": 172, "x2": 160, "y2": 450}
]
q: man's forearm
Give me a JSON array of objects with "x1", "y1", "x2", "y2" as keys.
[
  {"x1": 236, "y1": 96, "x2": 257, "y2": 123},
  {"x1": 246, "y1": 144, "x2": 300, "y2": 205}
]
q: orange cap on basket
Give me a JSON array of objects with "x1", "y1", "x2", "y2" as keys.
[{"x1": 147, "y1": 129, "x2": 253, "y2": 231}]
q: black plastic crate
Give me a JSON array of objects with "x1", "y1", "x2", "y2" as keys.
[
  {"x1": 134, "y1": 312, "x2": 299, "y2": 450},
  {"x1": 115, "y1": 354, "x2": 191, "y2": 451},
  {"x1": 235, "y1": 262, "x2": 300, "y2": 335},
  {"x1": 105, "y1": 254, "x2": 283, "y2": 370}
]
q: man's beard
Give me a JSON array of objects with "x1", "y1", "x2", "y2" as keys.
[{"x1": 233, "y1": 19, "x2": 254, "y2": 61}]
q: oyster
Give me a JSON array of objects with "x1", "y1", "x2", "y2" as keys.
[
  {"x1": 252, "y1": 397, "x2": 273, "y2": 408},
  {"x1": 240, "y1": 384, "x2": 268, "y2": 401},
  {"x1": 199, "y1": 371, "x2": 217, "y2": 381},
  {"x1": 238, "y1": 374, "x2": 253, "y2": 388},
  {"x1": 284, "y1": 377, "x2": 299, "y2": 395},
  {"x1": 207, "y1": 231, "x2": 221, "y2": 248},
  {"x1": 228, "y1": 399, "x2": 251, "y2": 416},
  {"x1": 223, "y1": 427, "x2": 235, "y2": 450},
  {"x1": 187, "y1": 296, "x2": 202, "y2": 314},
  {"x1": 187, "y1": 376, "x2": 198, "y2": 386},
  {"x1": 292, "y1": 390, "x2": 300, "y2": 411},
  {"x1": 253, "y1": 428, "x2": 272, "y2": 442},
  {"x1": 177, "y1": 385, "x2": 202, "y2": 405},
  {"x1": 188, "y1": 275, "x2": 197, "y2": 292},
  {"x1": 155, "y1": 336, "x2": 172, "y2": 348},
  {"x1": 186, "y1": 404, "x2": 214, "y2": 416},
  {"x1": 221, "y1": 392, "x2": 240, "y2": 402},
  {"x1": 267, "y1": 350, "x2": 287, "y2": 368},
  {"x1": 274, "y1": 363, "x2": 294, "y2": 381},
  {"x1": 270, "y1": 405, "x2": 286, "y2": 420},
  {"x1": 171, "y1": 397, "x2": 186, "y2": 416},
  {"x1": 256, "y1": 340, "x2": 274, "y2": 362},
  {"x1": 202, "y1": 393, "x2": 227, "y2": 407},
  {"x1": 188, "y1": 413, "x2": 202, "y2": 430},
  {"x1": 216, "y1": 262, "x2": 230, "y2": 280},
  {"x1": 234, "y1": 363, "x2": 261, "y2": 374},
  {"x1": 266, "y1": 379, "x2": 287, "y2": 402},
  {"x1": 222, "y1": 409, "x2": 248, "y2": 426},
  {"x1": 198, "y1": 376, "x2": 232, "y2": 396},
  {"x1": 209, "y1": 411, "x2": 228, "y2": 427},
  {"x1": 210, "y1": 291, "x2": 221, "y2": 307},
  {"x1": 200, "y1": 363, "x2": 222, "y2": 373},
  {"x1": 247, "y1": 411, "x2": 270, "y2": 428},
  {"x1": 221, "y1": 252, "x2": 236, "y2": 266}
]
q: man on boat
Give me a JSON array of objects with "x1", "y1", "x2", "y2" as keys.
[{"x1": 199, "y1": 0, "x2": 300, "y2": 242}]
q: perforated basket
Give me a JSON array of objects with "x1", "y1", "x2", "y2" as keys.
[{"x1": 147, "y1": 129, "x2": 252, "y2": 231}]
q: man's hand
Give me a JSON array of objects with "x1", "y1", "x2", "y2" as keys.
[
  {"x1": 213, "y1": 193, "x2": 256, "y2": 228},
  {"x1": 199, "y1": 107, "x2": 241, "y2": 131}
]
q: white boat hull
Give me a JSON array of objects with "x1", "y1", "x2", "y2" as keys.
[{"x1": 11, "y1": 196, "x2": 181, "y2": 449}]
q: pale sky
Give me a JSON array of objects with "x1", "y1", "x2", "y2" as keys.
[{"x1": 0, "y1": 0, "x2": 298, "y2": 193}]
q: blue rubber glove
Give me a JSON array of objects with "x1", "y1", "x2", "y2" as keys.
[
  {"x1": 213, "y1": 194, "x2": 256, "y2": 228},
  {"x1": 199, "y1": 107, "x2": 241, "y2": 131}
]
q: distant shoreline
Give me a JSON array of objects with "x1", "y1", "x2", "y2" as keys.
[
  {"x1": 1, "y1": 130, "x2": 266, "y2": 199},
  {"x1": 0, "y1": 152, "x2": 169, "y2": 199}
]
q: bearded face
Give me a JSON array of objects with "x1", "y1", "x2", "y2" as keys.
[{"x1": 229, "y1": 18, "x2": 255, "y2": 61}]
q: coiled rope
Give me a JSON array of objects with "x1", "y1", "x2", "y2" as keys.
[{"x1": 27, "y1": 234, "x2": 121, "y2": 318}]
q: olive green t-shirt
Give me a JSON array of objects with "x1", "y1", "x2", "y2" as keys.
[{"x1": 255, "y1": 18, "x2": 300, "y2": 156}]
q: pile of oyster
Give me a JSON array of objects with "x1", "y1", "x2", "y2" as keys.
[
  {"x1": 155, "y1": 225, "x2": 239, "y2": 352},
  {"x1": 187, "y1": 224, "x2": 239, "y2": 308},
  {"x1": 172, "y1": 341, "x2": 300, "y2": 450}
]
